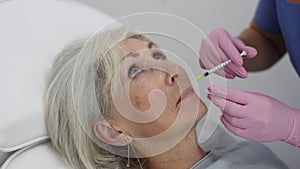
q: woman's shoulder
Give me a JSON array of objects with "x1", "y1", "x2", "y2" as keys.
[
  {"x1": 191, "y1": 142, "x2": 288, "y2": 169},
  {"x1": 209, "y1": 141, "x2": 288, "y2": 169}
]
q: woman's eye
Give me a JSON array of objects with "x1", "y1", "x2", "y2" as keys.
[
  {"x1": 128, "y1": 66, "x2": 142, "y2": 79},
  {"x1": 153, "y1": 52, "x2": 166, "y2": 61}
]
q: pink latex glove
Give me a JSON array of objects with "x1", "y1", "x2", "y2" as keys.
[
  {"x1": 199, "y1": 28, "x2": 257, "y2": 79},
  {"x1": 207, "y1": 86, "x2": 300, "y2": 147}
]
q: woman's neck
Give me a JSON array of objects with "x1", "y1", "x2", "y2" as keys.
[{"x1": 146, "y1": 127, "x2": 207, "y2": 169}]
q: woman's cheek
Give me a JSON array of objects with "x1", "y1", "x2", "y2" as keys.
[{"x1": 129, "y1": 85, "x2": 151, "y2": 112}]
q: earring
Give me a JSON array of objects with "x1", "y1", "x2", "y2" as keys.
[{"x1": 126, "y1": 144, "x2": 130, "y2": 168}]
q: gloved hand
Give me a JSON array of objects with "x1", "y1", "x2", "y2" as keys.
[
  {"x1": 207, "y1": 86, "x2": 300, "y2": 146},
  {"x1": 199, "y1": 28, "x2": 257, "y2": 79}
]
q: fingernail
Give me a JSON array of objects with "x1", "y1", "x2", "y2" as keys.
[
  {"x1": 208, "y1": 87, "x2": 221, "y2": 94},
  {"x1": 241, "y1": 73, "x2": 248, "y2": 78},
  {"x1": 207, "y1": 94, "x2": 212, "y2": 100},
  {"x1": 238, "y1": 72, "x2": 247, "y2": 78},
  {"x1": 207, "y1": 86, "x2": 212, "y2": 92},
  {"x1": 247, "y1": 47, "x2": 257, "y2": 56},
  {"x1": 225, "y1": 74, "x2": 235, "y2": 79}
]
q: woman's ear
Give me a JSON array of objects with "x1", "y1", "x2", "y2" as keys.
[{"x1": 93, "y1": 120, "x2": 132, "y2": 146}]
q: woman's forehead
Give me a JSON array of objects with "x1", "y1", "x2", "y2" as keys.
[{"x1": 120, "y1": 38, "x2": 155, "y2": 60}]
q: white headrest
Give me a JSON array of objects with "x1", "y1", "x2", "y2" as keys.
[
  {"x1": 0, "y1": 0, "x2": 114, "y2": 152},
  {"x1": 1, "y1": 141, "x2": 73, "y2": 169},
  {"x1": 0, "y1": 152, "x2": 12, "y2": 166}
]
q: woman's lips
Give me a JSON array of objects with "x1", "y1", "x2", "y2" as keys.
[{"x1": 176, "y1": 87, "x2": 193, "y2": 108}]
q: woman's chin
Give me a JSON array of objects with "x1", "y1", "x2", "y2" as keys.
[{"x1": 193, "y1": 100, "x2": 207, "y2": 125}]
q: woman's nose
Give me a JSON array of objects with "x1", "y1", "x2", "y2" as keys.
[
  {"x1": 166, "y1": 71, "x2": 179, "y2": 86},
  {"x1": 153, "y1": 60, "x2": 180, "y2": 86}
]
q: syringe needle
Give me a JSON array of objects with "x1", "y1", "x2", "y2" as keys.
[{"x1": 194, "y1": 50, "x2": 247, "y2": 82}]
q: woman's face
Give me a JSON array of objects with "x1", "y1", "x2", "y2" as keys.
[{"x1": 112, "y1": 38, "x2": 207, "y2": 140}]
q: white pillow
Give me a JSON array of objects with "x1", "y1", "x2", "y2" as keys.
[
  {"x1": 0, "y1": 152, "x2": 12, "y2": 166},
  {"x1": 0, "y1": 0, "x2": 114, "y2": 152},
  {"x1": 1, "y1": 141, "x2": 73, "y2": 169}
]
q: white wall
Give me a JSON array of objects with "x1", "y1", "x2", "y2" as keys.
[{"x1": 77, "y1": 0, "x2": 300, "y2": 168}]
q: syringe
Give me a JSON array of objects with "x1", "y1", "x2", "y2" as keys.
[{"x1": 194, "y1": 50, "x2": 247, "y2": 82}]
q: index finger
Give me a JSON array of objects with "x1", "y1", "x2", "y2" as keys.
[
  {"x1": 208, "y1": 94, "x2": 245, "y2": 118},
  {"x1": 219, "y1": 35, "x2": 243, "y2": 66},
  {"x1": 208, "y1": 86, "x2": 252, "y2": 105}
]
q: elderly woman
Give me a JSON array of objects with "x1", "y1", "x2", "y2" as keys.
[{"x1": 44, "y1": 27, "x2": 287, "y2": 169}]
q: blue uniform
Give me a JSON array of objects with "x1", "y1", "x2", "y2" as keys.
[{"x1": 254, "y1": 0, "x2": 300, "y2": 76}]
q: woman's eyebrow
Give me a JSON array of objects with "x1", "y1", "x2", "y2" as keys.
[
  {"x1": 148, "y1": 42, "x2": 155, "y2": 49},
  {"x1": 123, "y1": 52, "x2": 139, "y2": 60},
  {"x1": 122, "y1": 42, "x2": 156, "y2": 61}
]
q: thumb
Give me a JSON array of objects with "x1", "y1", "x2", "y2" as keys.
[
  {"x1": 230, "y1": 36, "x2": 257, "y2": 59},
  {"x1": 243, "y1": 46, "x2": 257, "y2": 59}
]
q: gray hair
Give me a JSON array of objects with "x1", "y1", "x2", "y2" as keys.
[{"x1": 44, "y1": 27, "x2": 152, "y2": 169}]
